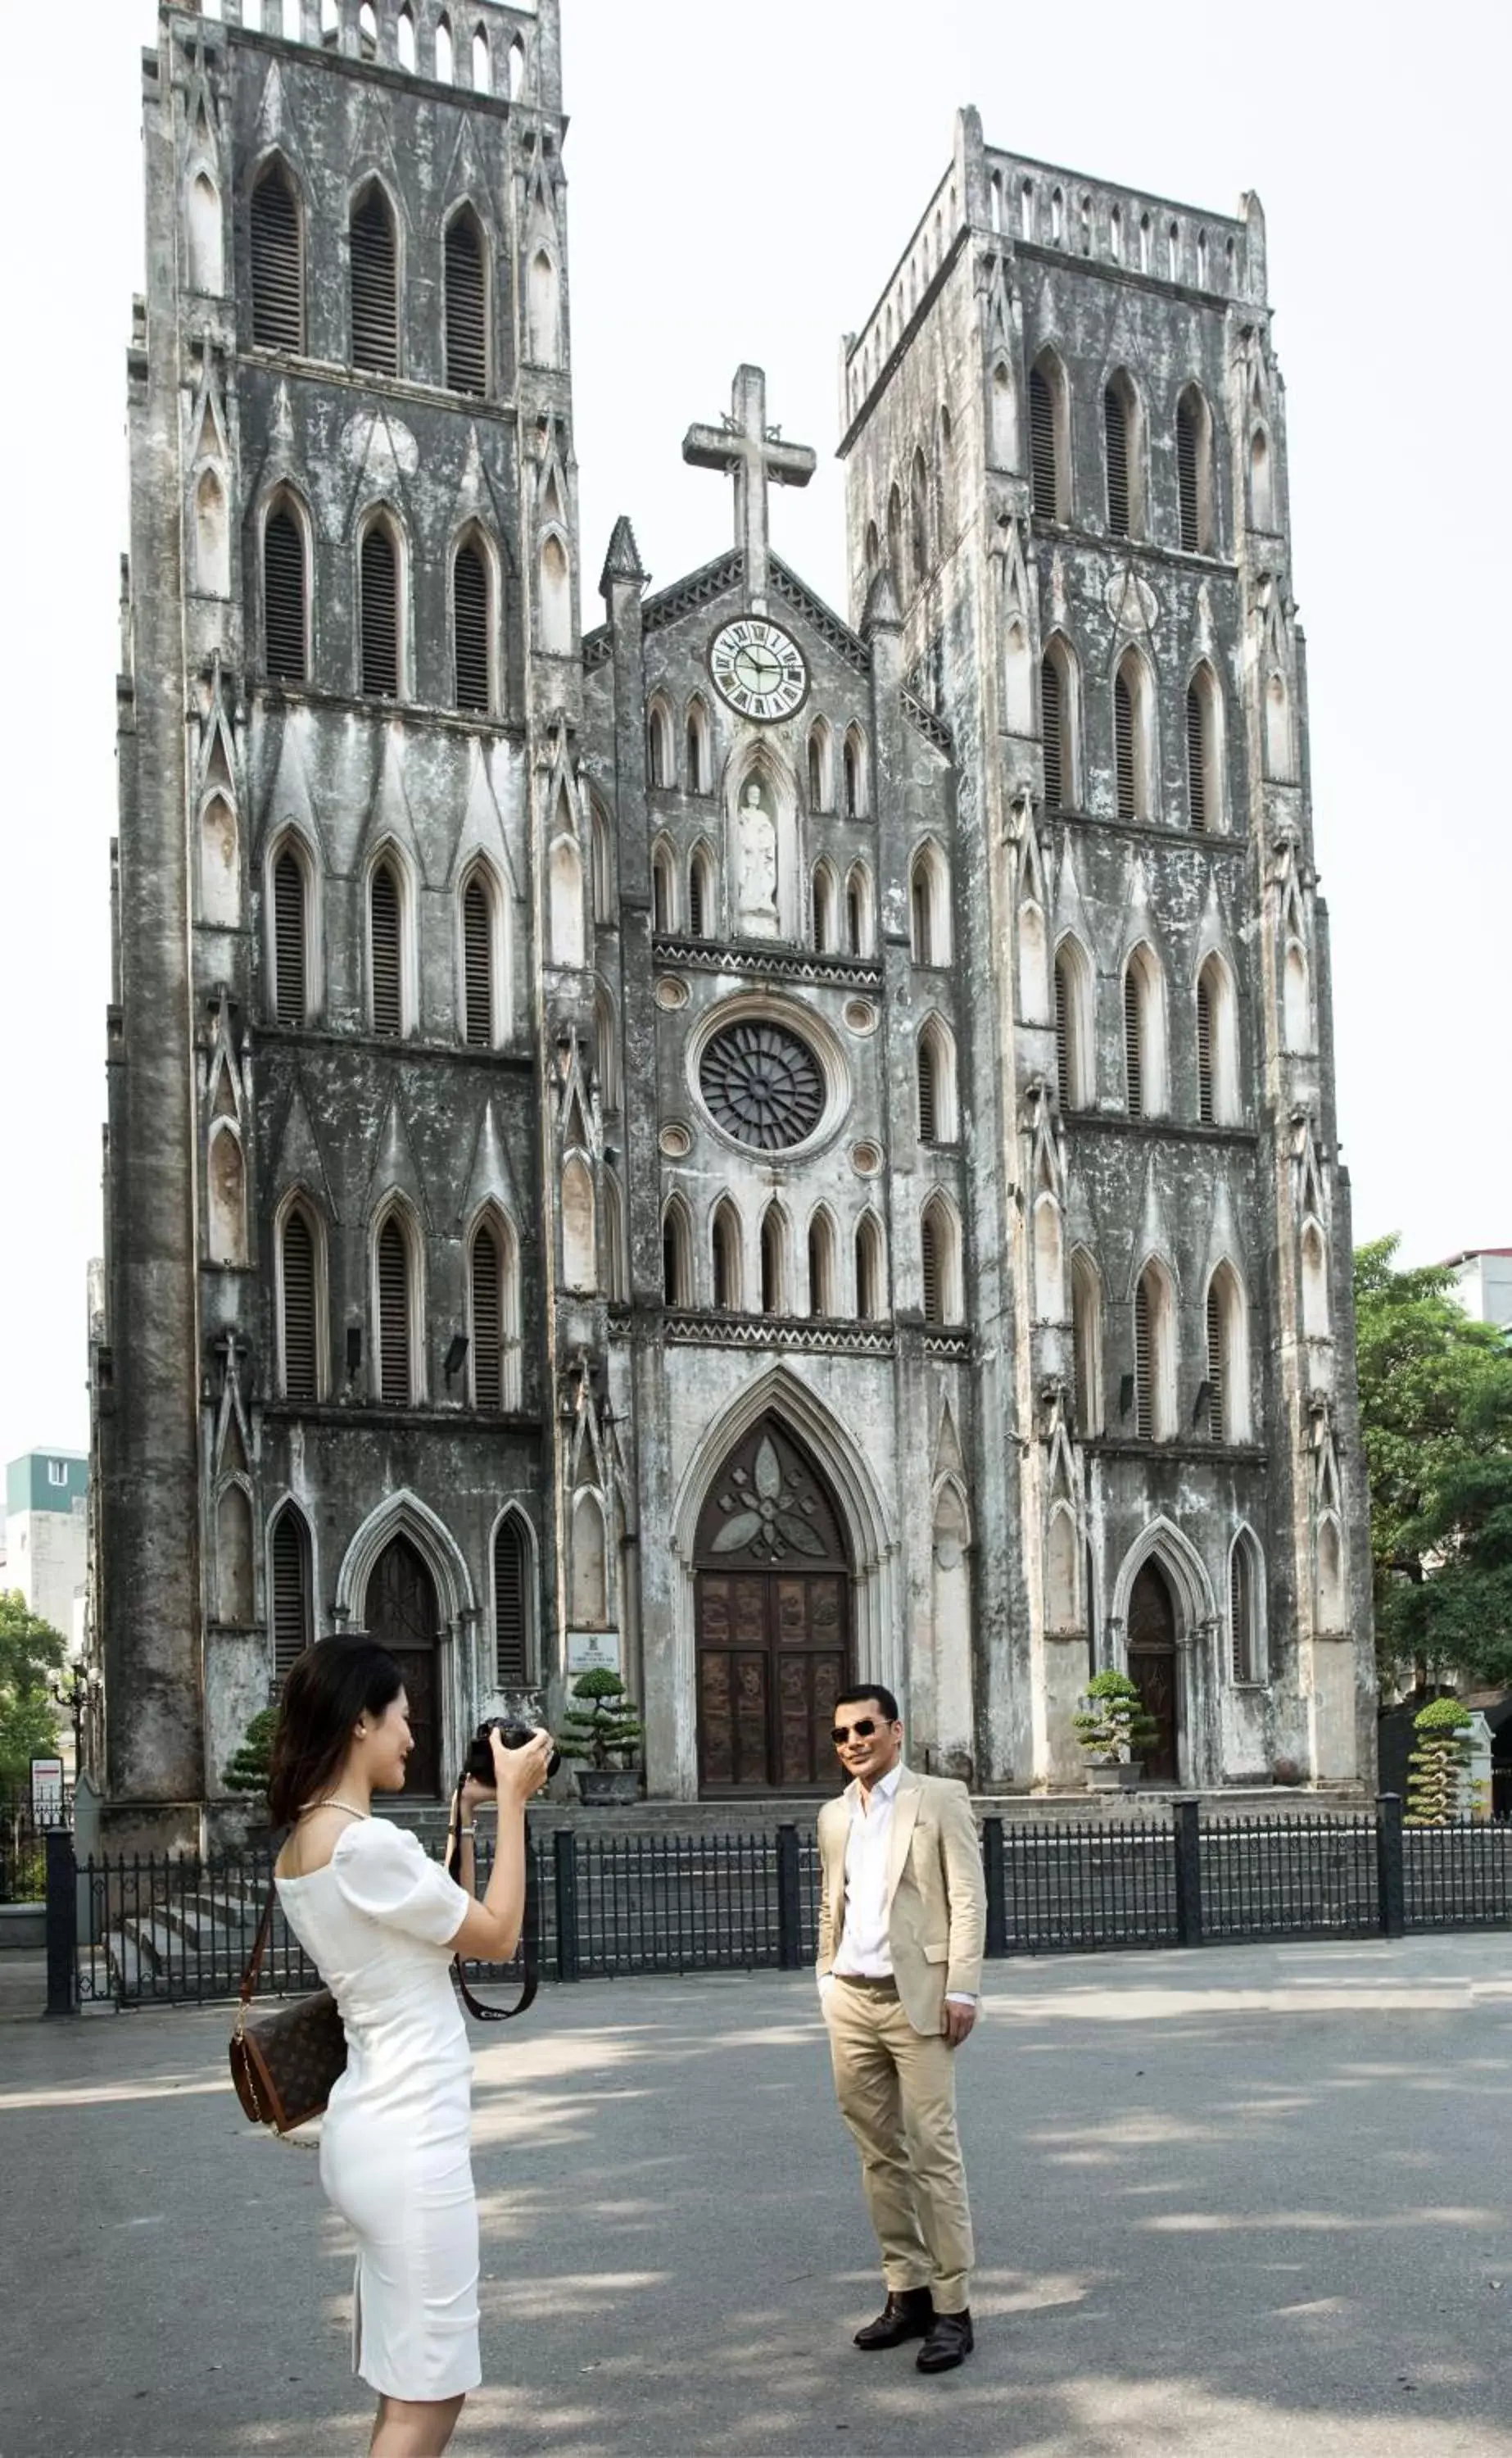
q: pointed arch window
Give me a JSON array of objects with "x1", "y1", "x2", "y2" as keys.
[
  {"x1": 1071, "y1": 1249, "x2": 1103, "y2": 1435},
  {"x1": 1229, "y1": 1531, "x2": 1262, "y2": 1680},
  {"x1": 270, "y1": 1504, "x2": 312, "y2": 1678},
  {"x1": 811, "y1": 861, "x2": 836, "y2": 953},
  {"x1": 1122, "y1": 944, "x2": 1165, "y2": 1116},
  {"x1": 1206, "y1": 1262, "x2": 1249, "y2": 1443},
  {"x1": 374, "y1": 1207, "x2": 419, "y2": 1404},
  {"x1": 469, "y1": 1213, "x2": 518, "y2": 1411},
  {"x1": 472, "y1": 25, "x2": 491, "y2": 93},
  {"x1": 1053, "y1": 936, "x2": 1093, "y2": 1109},
  {"x1": 263, "y1": 498, "x2": 307, "y2": 683},
  {"x1": 453, "y1": 534, "x2": 491, "y2": 714},
  {"x1": 1186, "y1": 665, "x2": 1220, "y2": 832},
  {"x1": 1114, "y1": 651, "x2": 1152, "y2": 821},
  {"x1": 1284, "y1": 940, "x2": 1312, "y2": 1051},
  {"x1": 527, "y1": 251, "x2": 559, "y2": 367},
  {"x1": 251, "y1": 160, "x2": 302, "y2": 353},
  {"x1": 647, "y1": 701, "x2": 674, "y2": 788},
  {"x1": 1176, "y1": 386, "x2": 1215, "y2": 554},
  {"x1": 651, "y1": 842, "x2": 674, "y2": 935},
  {"x1": 844, "y1": 725, "x2": 868, "y2": 819},
  {"x1": 1134, "y1": 1259, "x2": 1175, "y2": 1440},
  {"x1": 360, "y1": 519, "x2": 401, "y2": 699},
  {"x1": 909, "y1": 844, "x2": 949, "y2": 966},
  {"x1": 711, "y1": 1200, "x2": 742, "y2": 1311},
  {"x1": 1105, "y1": 381, "x2": 1130, "y2": 536},
  {"x1": 856, "y1": 1211, "x2": 885, "y2": 1321},
  {"x1": 661, "y1": 1197, "x2": 692, "y2": 1306},
  {"x1": 350, "y1": 183, "x2": 399, "y2": 376},
  {"x1": 689, "y1": 845, "x2": 714, "y2": 940},
  {"x1": 808, "y1": 719, "x2": 833, "y2": 812},
  {"x1": 461, "y1": 864, "x2": 497, "y2": 1046},
  {"x1": 1040, "y1": 639, "x2": 1077, "y2": 812},
  {"x1": 686, "y1": 696, "x2": 712, "y2": 793},
  {"x1": 1250, "y1": 426, "x2": 1274, "y2": 531},
  {"x1": 539, "y1": 533, "x2": 571, "y2": 655},
  {"x1": 369, "y1": 857, "x2": 405, "y2": 1036},
  {"x1": 760, "y1": 1206, "x2": 787, "y2": 1315},
  {"x1": 845, "y1": 862, "x2": 871, "y2": 956},
  {"x1": 917, "y1": 1032, "x2": 938, "y2": 1145},
  {"x1": 434, "y1": 13, "x2": 454, "y2": 80},
  {"x1": 917, "y1": 1016, "x2": 957, "y2": 1144},
  {"x1": 493, "y1": 1512, "x2": 532, "y2": 1685},
  {"x1": 1196, "y1": 954, "x2": 1239, "y2": 1126},
  {"x1": 886, "y1": 484, "x2": 904, "y2": 601},
  {"x1": 444, "y1": 207, "x2": 487, "y2": 395},
  {"x1": 920, "y1": 1194, "x2": 961, "y2": 1325},
  {"x1": 910, "y1": 446, "x2": 930, "y2": 586},
  {"x1": 1030, "y1": 353, "x2": 1067, "y2": 520},
  {"x1": 278, "y1": 1203, "x2": 322, "y2": 1399},
  {"x1": 1301, "y1": 1218, "x2": 1331, "y2": 1342},
  {"x1": 808, "y1": 1209, "x2": 837, "y2": 1317},
  {"x1": 396, "y1": 5, "x2": 416, "y2": 70},
  {"x1": 272, "y1": 838, "x2": 310, "y2": 1025}
]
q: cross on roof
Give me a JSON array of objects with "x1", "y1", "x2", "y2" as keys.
[{"x1": 682, "y1": 365, "x2": 816, "y2": 614}]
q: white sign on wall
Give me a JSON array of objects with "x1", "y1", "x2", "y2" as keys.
[
  {"x1": 566, "y1": 1630, "x2": 621, "y2": 1677},
  {"x1": 30, "y1": 1757, "x2": 64, "y2": 1819}
]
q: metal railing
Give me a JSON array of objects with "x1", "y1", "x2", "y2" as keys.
[
  {"x1": 43, "y1": 1796, "x2": 1512, "y2": 2016},
  {"x1": 1, "y1": 1784, "x2": 74, "y2": 1905}
]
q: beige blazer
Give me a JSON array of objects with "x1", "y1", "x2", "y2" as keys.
[{"x1": 817, "y1": 1766, "x2": 986, "y2": 2035}]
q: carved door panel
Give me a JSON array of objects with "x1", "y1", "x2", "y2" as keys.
[
  {"x1": 365, "y1": 1535, "x2": 442, "y2": 1797},
  {"x1": 1126, "y1": 1562, "x2": 1179, "y2": 1785}
]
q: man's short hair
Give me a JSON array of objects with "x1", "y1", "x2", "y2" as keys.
[{"x1": 834, "y1": 1681, "x2": 901, "y2": 1725}]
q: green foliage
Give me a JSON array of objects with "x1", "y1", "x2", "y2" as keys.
[
  {"x1": 0, "y1": 1591, "x2": 67, "y2": 1789},
  {"x1": 556, "y1": 1667, "x2": 644, "y2": 1771},
  {"x1": 1073, "y1": 1668, "x2": 1159, "y2": 1765},
  {"x1": 223, "y1": 1706, "x2": 279, "y2": 1798},
  {"x1": 1405, "y1": 1695, "x2": 1474, "y2": 1827},
  {"x1": 1354, "y1": 1236, "x2": 1512, "y2": 1686}
]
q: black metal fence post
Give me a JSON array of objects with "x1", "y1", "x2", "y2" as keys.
[
  {"x1": 1173, "y1": 1798, "x2": 1204, "y2": 1948},
  {"x1": 1376, "y1": 1794, "x2": 1406, "y2": 1938},
  {"x1": 44, "y1": 1827, "x2": 77, "y2": 2017},
  {"x1": 553, "y1": 1830, "x2": 580, "y2": 1982},
  {"x1": 776, "y1": 1824, "x2": 803, "y2": 1970},
  {"x1": 981, "y1": 1817, "x2": 1007, "y2": 1958}
]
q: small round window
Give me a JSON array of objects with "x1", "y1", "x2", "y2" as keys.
[{"x1": 699, "y1": 1018, "x2": 826, "y2": 1153}]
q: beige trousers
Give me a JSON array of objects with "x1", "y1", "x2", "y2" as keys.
[{"x1": 823, "y1": 1978, "x2": 974, "y2": 2313}]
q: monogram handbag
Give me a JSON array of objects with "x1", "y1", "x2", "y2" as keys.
[{"x1": 229, "y1": 1885, "x2": 347, "y2": 2134}]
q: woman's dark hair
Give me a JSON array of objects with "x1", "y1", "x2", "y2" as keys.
[{"x1": 266, "y1": 1636, "x2": 404, "y2": 1827}]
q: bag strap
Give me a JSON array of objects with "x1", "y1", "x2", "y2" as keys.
[
  {"x1": 446, "y1": 1798, "x2": 539, "y2": 2022},
  {"x1": 238, "y1": 1882, "x2": 278, "y2": 2009}
]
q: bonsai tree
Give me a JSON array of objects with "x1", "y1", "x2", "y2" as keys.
[
  {"x1": 1405, "y1": 1696, "x2": 1474, "y2": 1827},
  {"x1": 1074, "y1": 1669, "x2": 1159, "y2": 1766},
  {"x1": 557, "y1": 1667, "x2": 644, "y2": 1772},
  {"x1": 224, "y1": 1706, "x2": 278, "y2": 1798}
]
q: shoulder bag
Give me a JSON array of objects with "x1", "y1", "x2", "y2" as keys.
[{"x1": 229, "y1": 1888, "x2": 346, "y2": 2134}]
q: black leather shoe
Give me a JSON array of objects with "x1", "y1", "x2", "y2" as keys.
[
  {"x1": 916, "y1": 2307, "x2": 974, "y2": 2372},
  {"x1": 853, "y1": 2288, "x2": 935, "y2": 2349}
]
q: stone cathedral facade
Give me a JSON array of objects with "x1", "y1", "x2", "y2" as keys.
[{"x1": 89, "y1": 0, "x2": 1373, "y2": 1845}]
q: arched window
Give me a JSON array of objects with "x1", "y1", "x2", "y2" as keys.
[
  {"x1": 434, "y1": 13, "x2": 454, "y2": 83},
  {"x1": 807, "y1": 718, "x2": 833, "y2": 812},
  {"x1": 594, "y1": 986, "x2": 620, "y2": 1113},
  {"x1": 1283, "y1": 940, "x2": 1312, "y2": 1050},
  {"x1": 1114, "y1": 650, "x2": 1152, "y2": 821},
  {"x1": 651, "y1": 842, "x2": 674, "y2": 934},
  {"x1": 369, "y1": 856, "x2": 405, "y2": 1035},
  {"x1": 711, "y1": 1199, "x2": 742, "y2": 1310},
  {"x1": 843, "y1": 725, "x2": 868, "y2": 819},
  {"x1": 1104, "y1": 376, "x2": 1130, "y2": 536},
  {"x1": 207, "y1": 1127, "x2": 247, "y2": 1266},
  {"x1": 1301, "y1": 1219, "x2": 1330, "y2": 1342},
  {"x1": 374, "y1": 1206, "x2": 419, "y2": 1404},
  {"x1": 188, "y1": 173, "x2": 221, "y2": 296},
  {"x1": 661, "y1": 1197, "x2": 692, "y2": 1306},
  {"x1": 856, "y1": 1211, "x2": 885, "y2": 1321},
  {"x1": 810, "y1": 860, "x2": 837, "y2": 953},
  {"x1": 1123, "y1": 942, "x2": 1166, "y2": 1116},
  {"x1": 527, "y1": 250, "x2": 559, "y2": 367},
  {"x1": 493, "y1": 1513, "x2": 533, "y2": 1686},
  {"x1": 1205, "y1": 1261, "x2": 1249, "y2": 1442},
  {"x1": 1186, "y1": 664, "x2": 1221, "y2": 832},
  {"x1": 909, "y1": 446, "x2": 930, "y2": 586},
  {"x1": 909, "y1": 843, "x2": 949, "y2": 965},
  {"x1": 917, "y1": 1016, "x2": 957, "y2": 1143},
  {"x1": 759, "y1": 1205, "x2": 787, "y2": 1315},
  {"x1": 937, "y1": 404, "x2": 955, "y2": 542},
  {"x1": 1053, "y1": 936, "x2": 1093, "y2": 1109},
  {"x1": 1229, "y1": 1531, "x2": 1262, "y2": 1680},
  {"x1": 1034, "y1": 1194, "x2": 1064, "y2": 1318},
  {"x1": 1029, "y1": 351, "x2": 1067, "y2": 521},
  {"x1": 271, "y1": 837, "x2": 311, "y2": 1024},
  {"x1": 808, "y1": 1209, "x2": 837, "y2": 1317},
  {"x1": 452, "y1": 533, "x2": 491, "y2": 714},
  {"x1": 508, "y1": 34, "x2": 526, "y2": 98},
  {"x1": 539, "y1": 534, "x2": 572, "y2": 655},
  {"x1": 1040, "y1": 637, "x2": 1077, "y2": 811},
  {"x1": 469, "y1": 1213, "x2": 518, "y2": 1410},
  {"x1": 1196, "y1": 954, "x2": 1240, "y2": 1125},
  {"x1": 251, "y1": 159, "x2": 302, "y2": 352},
  {"x1": 1176, "y1": 386, "x2": 1215, "y2": 554},
  {"x1": 647, "y1": 699, "x2": 674, "y2": 788},
  {"x1": 444, "y1": 207, "x2": 487, "y2": 395},
  {"x1": 589, "y1": 798, "x2": 613, "y2": 924},
  {"x1": 689, "y1": 844, "x2": 714, "y2": 939},
  {"x1": 1071, "y1": 1249, "x2": 1103, "y2": 1434},
  {"x1": 472, "y1": 25, "x2": 491, "y2": 92},
  {"x1": 1250, "y1": 426, "x2": 1274, "y2": 531},
  {"x1": 461, "y1": 864, "x2": 498, "y2": 1046},
  {"x1": 560, "y1": 1154, "x2": 595, "y2": 1291},
  {"x1": 396, "y1": 6, "x2": 416, "y2": 72},
  {"x1": 686, "y1": 696, "x2": 711, "y2": 793},
  {"x1": 349, "y1": 182, "x2": 399, "y2": 376},
  {"x1": 1134, "y1": 1258, "x2": 1176, "y2": 1440},
  {"x1": 917, "y1": 1029, "x2": 937, "y2": 1145},
  {"x1": 920, "y1": 1194, "x2": 961, "y2": 1325},
  {"x1": 886, "y1": 484, "x2": 904, "y2": 601},
  {"x1": 270, "y1": 1504, "x2": 312, "y2": 1677},
  {"x1": 845, "y1": 862, "x2": 872, "y2": 956},
  {"x1": 360, "y1": 517, "x2": 401, "y2": 698},
  {"x1": 263, "y1": 497, "x2": 308, "y2": 683}
]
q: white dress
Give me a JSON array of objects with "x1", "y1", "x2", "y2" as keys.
[{"x1": 275, "y1": 1818, "x2": 480, "y2": 2402}]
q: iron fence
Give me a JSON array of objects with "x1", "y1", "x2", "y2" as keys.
[
  {"x1": 42, "y1": 1796, "x2": 1512, "y2": 2016},
  {"x1": 1, "y1": 1783, "x2": 74, "y2": 1905}
]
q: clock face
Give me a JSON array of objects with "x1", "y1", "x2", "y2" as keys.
[{"x1": 708, "y1": 617, "x2": 808, "y2": 723}]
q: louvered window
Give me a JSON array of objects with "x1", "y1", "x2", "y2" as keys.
[
  {"x1": 663, "y1": 1214, "x2": 687, "y2": 1305},
  {"x1": 271, "y1": 1508, "x2": 310, "y2": 1678},
  {"x1": 445, "y1": 212, "x2": 487, "y2": 396},
  {"x1": 1115, "y1": 669, "x2": 1137, "y2": 819},
  {"x1": 273, "y1": 846, "x2": 306, "y2": 1023},
  {"x1": 1230, "y1": 1544, "x2": 1253, "y2": 1680},
  {"x1": 844, "y1": 734, "x2": 862, "y2": 818},
  {"x1": 1105, "y1": 386, "x2": 1129, "y2": 535},
  {"x1": 463, "y1": 873, "x2": 492, "y2": 1045},
  {"x1": 1054, "y1": 956, "x2": 1073, "y2": 1109},
  {"x1": 846, "y1": 884, "x2": 862, "y2": 955},
  {"x1": 1041, "y1": 655, "x2": 1064, "y2": 810},
  {"x1": 370, "y1": 862, "x2": 402, "y2": 1035},
  {"x1": 912, "y1": 874, "x2": 931, "y2": 966},
  {"x1": 917, "y1": 1039, "x2": 937, "y2": 1144},
  {"x1": 350, "y1": 187, "x2": 399, "y2": 376},
  {"x1": 264, "y1": 507, "x2": 306, "y2": 683},
  {"x1": 471, "y1": 1224, "x2": 502, "y2": 1409},
  {"x1": 1030, "y1": 367, "x2": 1058, "y2": 516},
  {"x1": 1196, "y1": 973, "x2": 1215, "y2": 1124},
  {"x1": 857, "y1": 1220, "x2": 880, "y2": 1321},
  {"x1": 281, "y1": 1209, "x2": 318, "y2": 1400},
  {"x1": 761, "y1": 1213, "x2": 783, "y2": 1315},
  {"x1": 1134, "y1": 1277, "x2": 1153, "y2": 1437},
  {"x1": 361, "y1": 525, "x2": 399, "y2": 699},
  {"x1": 1124, "y1": 968, "x2": 1143, "y2": 1117},
  {"x1": 251, "y1": 166, "x2": 302, "y2": 353},
  {"x1": 688, "y1": 860, "x2": 705, "y2": 939},
  {"x1": 1177, "y1": 398, "x2": 1201, "y2": 551},
  {"x1": 1187, "y1": 681, "x2": 1208, "y2": 831},
  {"x1": 494, "y1": 1517, "x2": 529, "y2": 1686},
  {"x1": 1206, "y1": 1284, "x2": 1224, "y2": 1439},
  {"x1": 921, "y1": 1211, "x2": 942, "y2": 1324},
  {"x1": 377, "y1": 1214, "x2": 411, "y2": 1404},
  {"x1": 712, "y1": 1210, "x2": 737, "y2": 1310},
  {"x1": 453, "y1": 542, "x2": 489, "y2": 713},
  {"x1": 808, "y1": 1221, "x2": 831, "y2": 1317}
]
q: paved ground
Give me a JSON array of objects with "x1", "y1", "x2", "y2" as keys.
[{"x1": 3, "y1": 1934, "x2": 1512, "y2": 2457}]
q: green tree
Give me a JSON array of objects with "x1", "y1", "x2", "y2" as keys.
[
  {"x1": 1355, "y1": 1237, "x2": 1512, "y2": 1686},
  {"x1": 1404, "y1": 1696, "x2": 1474, "y2": 1826},
  {"x1": 224, "y1": 1706, "x2": 278, "y2": 1799},
  {"x1": 0, "y1": 1592, "x2": 67, "y2": 1789},
  {"x1": 556, "y1": 1667, "x2": 644, "y2": 1770}
]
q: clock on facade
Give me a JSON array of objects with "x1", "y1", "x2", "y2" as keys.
[{"x1": 708, "y1": 617, "x2": 808, "y2": 722}]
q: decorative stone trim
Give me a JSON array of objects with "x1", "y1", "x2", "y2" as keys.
[
  {"x1": 654, "y1": 936, "x2": 883, "y2": 992},
  {"x1": 663, "y1": 1311, "x2": 898, "y2": 1358}
]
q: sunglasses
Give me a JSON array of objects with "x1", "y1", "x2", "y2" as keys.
[{"x1": 831, "y1": 1718, "x2": 880, "y2": 1746}]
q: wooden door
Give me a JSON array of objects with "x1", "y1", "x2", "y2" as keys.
[
  {"x1": 1127, "y1": 1561, "x2": 1179, "y2": 1785},
  {"x1": 365, "y1": 1535, "x2": 442, "y2": 1796}
]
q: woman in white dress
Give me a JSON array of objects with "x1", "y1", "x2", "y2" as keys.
[{"x1": 269, "y1": 1635, "x2": 553, "y2": 2458}]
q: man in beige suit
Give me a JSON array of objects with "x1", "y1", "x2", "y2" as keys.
[{"x1": 817, "y1": 1683, "x2": 985, "y2": 2373}]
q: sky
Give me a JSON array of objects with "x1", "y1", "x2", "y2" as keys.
[{"x1": 0, "y1": 0, "x2": 1505, "y2": 1474}]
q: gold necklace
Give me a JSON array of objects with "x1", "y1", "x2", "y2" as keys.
[{"x1": 301, "y1": 1795, "x2": 369, "y2": 1820}]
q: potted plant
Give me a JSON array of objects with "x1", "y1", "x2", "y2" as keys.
[
  {"x1": 1074, "y1": 1669, "x2": 1158, "y2": 1791},
  {"x1": 558, "y1": 1667, "x2": 645, "y2": 1806},
  {"x1": 1405, "y1": 1696, "x2": 1474, "y2": 1827}
]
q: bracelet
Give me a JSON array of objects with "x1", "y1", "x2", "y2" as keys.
[{"x1": 455, "y1": 1824, "x2": 477, "y2": 1840}]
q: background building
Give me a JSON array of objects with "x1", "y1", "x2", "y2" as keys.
[
  {"x1": 4, "y1": 1452, "x2": 88, "y2": 1653},
  {"x1": 1446, "y1": 1249, "x2": 1512, "y2": 1333}
]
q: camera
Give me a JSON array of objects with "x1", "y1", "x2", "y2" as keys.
[{"x1": 464, "y1": 1717, "x2": 561, "y2": 1788}]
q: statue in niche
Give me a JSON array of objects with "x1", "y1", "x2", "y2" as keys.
[{"x1": 736, "y1": 778, "x2": 778, "y2": 937}]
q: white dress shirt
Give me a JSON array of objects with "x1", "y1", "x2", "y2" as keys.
[{"x1": 825, "y1": 1763, "x2": 976, "y2": 2005}]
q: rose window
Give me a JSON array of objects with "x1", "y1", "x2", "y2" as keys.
[{"x1": 699, "y1": 1019, "x2": 826, "y2": 1152}]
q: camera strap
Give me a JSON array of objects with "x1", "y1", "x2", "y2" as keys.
[{"x1": 445, "y1": 1808, "x2": 540, "y2": 2021}]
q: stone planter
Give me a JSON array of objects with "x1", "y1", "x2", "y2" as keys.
[
  {"x1": 1084, "y1": 1761, "x2": 1143, "y2": 1793},
  {"x1": 573, "y1": 1766, "x2": 643, "y2": 1807}
]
